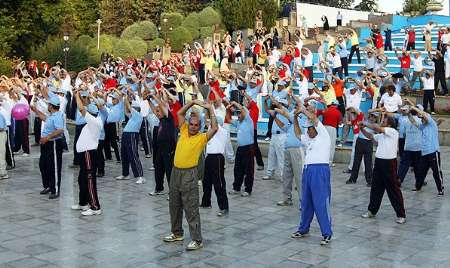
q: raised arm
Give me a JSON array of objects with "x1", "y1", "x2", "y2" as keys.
[
  {"x1": 293, "y1": 109, "x2": 303, "y2": 140},
  {"x1": 177, "y1": 100, "x2": 199, "y2": 127}
]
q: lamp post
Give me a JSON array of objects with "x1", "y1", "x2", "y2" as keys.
[
  {"x1": 96, "y1": 19, "x2": 102, "y2": 50},
  {"x1": 63, "y1": 33, "x2": 69, "y2": 70}
]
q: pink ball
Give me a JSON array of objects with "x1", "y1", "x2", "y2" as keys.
[{"x1": 12, "y1": 103, "x2": 30, "y2": 120}]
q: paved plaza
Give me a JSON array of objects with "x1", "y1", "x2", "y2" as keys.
[{"x1": 0, "y1": 146, "x2": 450, "y2": 268}]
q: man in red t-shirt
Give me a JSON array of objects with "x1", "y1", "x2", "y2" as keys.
[
  {"x1": 395, "y1": 49, "x2": 411, "y2": 81},
  {"x1": 242, "y1": 91, "x2": 264, "y2": 169},
  {"x1": 407, "y1": 28, "x2": 415, "y2": 51},
  {"x1": 316, "y1": 99, "x2": 342, "y2": 165}
]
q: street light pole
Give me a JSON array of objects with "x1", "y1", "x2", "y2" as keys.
[
  {"x1": 96, "y1": 19, "x2": 102, "y2": 50},
  {"x1": 63, "y1": 33, "x2": 69, "y2": 70}
]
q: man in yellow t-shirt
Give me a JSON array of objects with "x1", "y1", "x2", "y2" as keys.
[{"x1": 163, "y1": 99, "x2": 218, "y2": 251}]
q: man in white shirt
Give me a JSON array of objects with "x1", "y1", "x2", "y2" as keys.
[
  {"x1": 200, "y1": 118, "x2": 229, "y2": 216},
  {"x1": 291, "y1": 108, "x2": 332, "y2": 246},
  {"x1": 272, "y1": 47, "x2": 281, "y2": 63},
  {"x1": 410, "y1": 51, "x2": 424, "y2": 89},
  {"x1": 359, "y1": 116, "x2": 406, "y2": 224},
  {"x1": 327, "y1": 49, "x2": 342, "y2": 78},
  {"x1": 72, "y1": 92, "x2": 103, "y2": 216},
  {"x1": 420, "y1": 70, "x2": 436, "y2": 114},
  {"x1": 302, "y1": 48, "x2": 314, "y2": 82},
  {"x1": 379, "y1": 85, "x2": 402, "y2": 113}
]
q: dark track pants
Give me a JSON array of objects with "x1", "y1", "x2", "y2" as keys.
[
  {"x1": 39, "y1": 139, "x2": 63, "y2": 194},
  {"x1": 78, "y1": 149, "x2": 101, "y2": 210},
  {"x1": 13, "y1": 118, "x2": 30, "y2": 154},
  {"x1": 139, "y1": 120, "x2": 150, "y2": 155},
  {"x1": 415, "y1": 151, "x2": 444, "y2": 192},
  {"x1": 96, "y1": 140, "x2": 105, "y2": 175},
  {"x1": 104, "y1": 122, "x2": 120, "y2": 161},
  {"x1": 121, "y1": 132, "x2": 143, "y2": 178},
  {"x1": 201, "y1": 154, "x2": 229, "y2": 210},
  {"x1": 398, "y1": 150, "x2": 421, "y2": 183},
  {"x1": 73, "y1": 124, "x2": 86, "y2": 165},
  {"x1": 232, "y1": 145, "x2": 255, "y2": 194},
  {"x1": 254, "y1": 129, "x2": 264, "y2": 167},
  {"x1": 349, "y1": 138, "x2": 373, "y2": 184},
  {"x1": 368, "y1": 158, "x2": 406, "y2": 218},
  {"x1": 154, "y1": 143, "x2": 175, "y2": 192}
]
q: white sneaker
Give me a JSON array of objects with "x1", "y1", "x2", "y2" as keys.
[
  {"x1": 115, "y1": 175, "x2": 130, "y2": 180},
  {"x1": 228, "y1": 190, "x2": 240, "y2": 195},
  {"x1": 262, "y1": 176, "x2": 273, "y2": 180},
  {"x1": 145, "y1": 154, "x2": 152, "y2": 158},
  {"x1": 71, "y1": 204, "x2": 89, "y2": 210},
  {"x1": 22, "y1": 153, "x2": 29, "y2": 157},
  {"x1": 241, "y1": 192, "x2": 250, "y2": 197},
  {"x1": 0, "y1": 174, "x2": 9, "y2": 180},
  {"x1": 264, "y1": 137, "x2": 271, "y2": 141},
  {"x1": 149, "y1": 190, "x2": 165, "y2": 196},
  {"x1": 148, "y1": 167, "x2": 155, "y2": 171},
  {"x1": 135, "y1": 177, "x2": 146, "y2": 184},
  {"x1": 337, "y1": 143, "x2": 343, "y2": 147},
  {"x1": 81, "y1": 209, "x2": 102, "y2": 216},
  {"x1": 396, "y1": 217, "x2": 406, "y2": 224},
  {"x1": 198, "y1": 180, "x2": 202, "y2": 186},
  {"x1": 361, "y1": 211, "x2": 375, "y2": 218},
  {"x1": 186, "y1": 240, "x2": 203, "y2": 250}
]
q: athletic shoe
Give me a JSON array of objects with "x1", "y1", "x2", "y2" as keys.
[
  {"x1": 438, "y1": 191, "x2": 444, "y2": 196},
  {"x1": 148, "y1": 190, "x2": 165, "y2": 196},
  {"x1": 228, "y1": 190, "x2": 240, "y2": 195},
  {"x1": 320, "y1": 236, "x2": 332, "y2": 245},
  {"x1": 40, "y1": 188, "x2": 51, "y2": 195},
  {"x1": 71, "y1": 205, "x2": 89, "y2": 211},
  {"x1": 342, "y1": 169, "x2": 351, "y2": 174},
  {"x1": 361, "y1": 211, "x2": 375, "y2": 218},
  {"x1": 22, "y1": 153, "x2": 29, "y2": 157},
  {"x1": 395, "y1": 217, "x2": 406, "y2": 224},
  {"x1": 277, "y1": 199, "x2": 293, "y2": 206},
  {"x1": 412, "y1": 188, "x2": 422, "y2": 192},
  {"x1": 135, "y1": 177, "x2": 146, "y2": 184},
  {"x1": 291, "y1": 231, "x2": 309, "y2": 238},
  {"x1": 256, "y1": 165, "x2": 265, "y2": 171},
  {"x1": 198, "y1": 180, "x2": 202, "y2": 186},
  {"x1": 115, "y1": 175, "x2": 130, "y2": 180},
  {"x1": 262, "y1": 176, "x2": 273, "y2": 180},
  {"x1": 264, "y1": 137, "x2": 271, "y2": 141},
  {"x1": 186, "y1": 240, "x2": 203, "y2": 250},
  {"x1": 48, "y1": 193, "x2": 59, "y2": 199},
  {"x1": 345, "y1": 179, "x2": 356, "y2": 184},
  {"x1": 145, "y1": 154, "x2": 152, "y2": 158},
  {"x1": 163, "y1": 233, "x2": 184, "y2": 242},
  {"x1": 217, "y1": 209, "x2": 229, "y2": 217},
  {"x1": 431, "y1": 112, "x2": 436, "y2": 115},
  {"x1": 241, "y1": 192, "x2": 250, "y2": 197},
  {"x1": 81, "y1": 209, "x2": 102, "y2": 216},
  {"x1": 337, "y1": 143, "x2": 343, "y2": 147},
  {"x1": 0, "y1": 174, "x2": 9, "y2": 180},
  {"x1": 148, "y1": 167, "x2": 155, "y2": 171}
]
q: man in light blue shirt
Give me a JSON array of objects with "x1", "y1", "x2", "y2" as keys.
[
  {"x1": 406, "y1": 102, "x2": 443, "y2": 195},
  {"x1": 398, "y1": 108, "x2": 422, "y2": 184},
  {"x1": 226, "y1": 101, "x2": 254, "y2": 196},
  {"x1": 116, "y1": 98, "x2": 145, "y2": 184}
]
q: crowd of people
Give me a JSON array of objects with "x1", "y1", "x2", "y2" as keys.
[{"x1": 0, "y1": 19, "x2": 448, "y2": 250}]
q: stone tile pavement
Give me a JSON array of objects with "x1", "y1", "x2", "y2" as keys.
[{"x1": 0, "y1": 146, "x2": 450, "y2": 267}]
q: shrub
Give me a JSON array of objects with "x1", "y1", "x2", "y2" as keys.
[
  {"x1": 182, "y1": 13, "x2": 201, "y2": 39},
  {"x1": 167, "y1": 26, "x2": 193, "y2": 52},
  {"x1": 121, "y1": 21, "x2": 158, "y2": 41},
  {"x1": 76, "y1": 35, "x2": 93, "y2": 47},
  {"x1": 113, "y1": 39, "x2": 134, "y2": 58},
  {"x1": 148, "y1": 38, "x2": 165, "y2": 51},
  {"x1": 160, "y1": 12, "x2": 184, "y2": 30},
  {"x1": 31, "y1": 38, "x2": 90, "y2": 72},
  {"x1": 0, "y1": 55, "x2": 15, "y2": 76},
  {"x1": 198, "y1": 6, "x2": 221, "y2": 27},
  {"x1": 88, "y1": 34, "x2": 114, "y2": 53},
  {"x1": 199, "y1": 26, "x2": 214, "y2": 39},
  {"x1": 128, "y1": 38, "x2": 148, "y2": 58}
]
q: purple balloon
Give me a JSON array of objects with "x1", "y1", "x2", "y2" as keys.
[{"x1": 12, "y1": 103, "x2": 30, "y2": 120}]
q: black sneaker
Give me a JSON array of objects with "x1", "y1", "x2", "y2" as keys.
[
  {"x1": 438, "y1": 191, "x2": 444, "y2": 196},
  {"x1": 291, "y1": 231, "x2": 308, "y2": 238},
  {"x1": 342, "y1": 169, "x2": 351, "y2": 174},
  {"x1": 49, "y1": 193, "x2": 59, "y2": 199},
  {"x1": 345, "y1": 179, "x2": 356, "y2": 184},
  {"x1": 320, "y1": 236, "x2": 332, "y2": 245},
  {"x1": 40, "y1": 188, "x2": 51, "y2": 195}
]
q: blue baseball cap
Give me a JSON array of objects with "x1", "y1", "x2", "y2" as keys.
[
  {"x1": 80, "y1": 91, "x2": 89, "y2": 97},
  {"x1": 96, "y1": 98, "x2": 105, "y2": 106},
  {"x1": 87, "y1": 103, "x2": 99, "y2": 115},
  {"x1": 48, "y1": 96, "x2": 60, "y2": 106}
]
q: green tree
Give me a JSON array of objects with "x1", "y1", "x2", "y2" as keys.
[
  {"x1": 354, "y1": 0, "x2": 378, "y2": 11},
  {"x1": 99, "y1": 0, "x2": 145, "y2": 36},
  {"x1": 167, "y1": 27, "x2": 193, "y2": 52},
  {"x1": 403, "y1": 0, "x2": 431, "y2": 15},
  {"x1": 182, "y1": 13, "x2": 201, "y2": 39},
  {"x1": 121, "y1": 21, "x2": 158, "y2": 41}
]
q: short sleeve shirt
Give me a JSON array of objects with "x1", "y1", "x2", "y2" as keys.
[{"x1": 173, "y1": 123, "x2": 208, "y2": 168}]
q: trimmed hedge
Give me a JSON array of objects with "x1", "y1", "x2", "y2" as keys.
[
  {"x1": 128, "y1": 38, "x2": 148, "y2": 58},
  {"x1": 199, "y1": 26, "x2": 214, "y2": 39},
  {"x1": 167, "y1": 26, "x2": 193, "y2": 52},
  {"x1": 76, "y1": 35, "x2": 93, "y2": 47},
  {"x1": 198, "y1": 7, "x2": 221, "y2": 27},
  {"x1": 160, "y1": 12, "x2": 184, "y2": 30},
  {"x1": 31, "y1": 38, "x2": 90, "y2": 72},
  {"x1": 182, "y1": 13, "x2": 200, "y2": 39},
  {"x1": 148, "y1": 38, "x2": 165, "y2": 51},
  {"x1": 121, "y1": 21, "x2": 158, "y2": 41}
]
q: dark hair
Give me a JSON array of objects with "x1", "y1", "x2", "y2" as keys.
[
  {"x1": 386, "y1": 84, "x2": 395, "y2": 92},
  {"x1": 385, "y1": 116, "x2": 397, "y2": 128}
]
